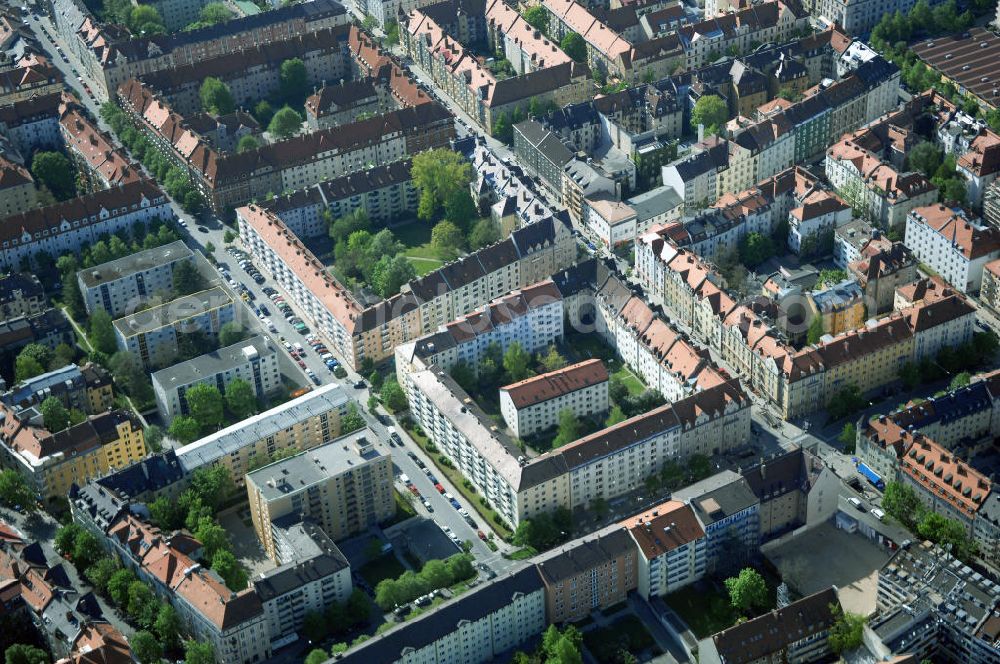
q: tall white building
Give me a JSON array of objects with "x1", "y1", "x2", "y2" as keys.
[
  {"x1": 904, "y1": 204, "x2": 1000, "y2": 293},
  {"x1": 77, "y1": 240, "x2": 196, "y2": 317},
  {"x1": 624, "y1": 499, "x2": 707, "y2": 599},
  {"x1": 499, "y1": 359, "x2": 609, "y2": 438},
  {"x1": 151, "y1": 335, "x2": 281, "y2": 420}
]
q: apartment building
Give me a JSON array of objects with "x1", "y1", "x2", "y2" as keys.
[
  {"x1": 826, "y1": 135, "x2": 937, "y2": 229},
  {"x1": 0, "y1": 406, "x2": 145, "y2": 501},
  {"x1": 0, "y1": 309, "x2": 75, "y2": 355},
  {"x1": 174, "y1": 383, "x2": 351, "y2": 482},
  {"x1": 699, "y1": 587, "x2": 841, "y2": 664},
  {"x1": 118, "y1": 78, "x2": 454, "y2": 213},
  {"x1": 535, "y1": 526, "x2": 637, "y2": 623},
  {"x1": 847, "y1": 237, "x2": 918, "y2": 315},
  {"x1": 0, "y1": 273, "x2": 45, "y2": 319},
  {"x1": 396, "y1": 280, "x2": 566, "y2": 391},
  {"x1": 677, "y1": 1, "x2": 809, "y2": 69},
  {"x1": 104, "y1": 515, "x2": 270, "y2": 664},
  {"x1": 0, "y1": 179, "x2": 171, "y2": 271},
  {"x1": 338, "y1": 565, "x2": 547, "y2": 664},
  {"x1": 873, "y1": 541, "x2": 1000, "y2": 664},
  {"x1": 151, "y1": 335, "x2": 281, "y2": 421},
  {"x1": 142, "y1": 0, "x2": 213, "y2": 31},
  {"x1": 2, "y1": 362, "x2": 112, "y2": 417},
  {"x1": 77, "y1": 240, "x2": 195, "y2": 317},
  {"x1": 246, "y1": 429, "x2": 394, "y2": 557},
  {"x1": 584, "y1": 197, "x2": 639, "y2": 248},
  {"x1": 263, "y1": 161, "x2": 418, "y2": 239},
  {"x1": 905, "y1": 205, "x2": 1000, "y2": 294},
  {"x1": 0, "y1": 155, "x2": 36, "y2": 218},
  {"x1": 403, "y1": 0, "x2": 592, "y2": 136},
  {"x1": 68, "y1": 0, "x2": 349, "y2": 100},
  {"x1": 500, "y1": 360, "x2": 609, "y2": 438},
  {"x1": 0, "y1": 61, "x2": 63, "y2": 106},
  {"x1": 59, "y1": 106, "x2": 140, "y2": 192},
  {"x1": 112, "y1": 286, "x2": 234, "y2": 370},
  {"x1": 0, "y1": 91, "x2": 64, "y2": 157},
  {"x1": 624, "y1": 500, "x2": 707, "y2": 599},
  {"x1": 253, "y1": 520, "x2": 352, "y2": 644},
  {"x1": 673, "y1": 472, "x2": 761, "y2": 574},
  {"x1": 661, "y1": 137, "x2": 729, "y2": 211},
  {"x1": 238, "y1": 204, "x2": 575, "y2": 370},
  {"x1": 900, "y1": 436, "x2": 991, "y2": 536}
]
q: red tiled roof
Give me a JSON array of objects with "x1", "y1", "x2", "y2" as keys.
[{"x1": 501, "y1": 359, "x2": 608, "y2": 409}]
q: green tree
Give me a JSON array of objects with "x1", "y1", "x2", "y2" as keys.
[
  {"x1": 14, "y1": 354, "x2": 44, "y2": 382},
  {"x1": 523, "y1": 5, "x2": 548, "y2": 33},
  {"x1": 552, "y1": 409, "x2": 581, "y2": 448},
  {"x1": 380, "y1": 378, "x2": 408, "y2": 412},
  {"x1": 827, "y1": 384, "x2": 865, "y2": 421},
  {"x1": 411, "y1": 149, "x2": 473, "y2": 221},
  {"x1": 605, "y1": 405, "x2": 627, "y2": 427},
  {"x1": 194, "y1": 516, "x2": 230, "y2": 561},
  {"x1": 58, "y1": 255, "x2": 86, "y2": 319},
  {"x1": 370, "y1": 254, "x2": 415, "y2": 297},
  {"x1": 31, "y1": 151, "x2": 76, "y2": 201},
  {"x1": 5, "y1": 645, "x2": 48, "y2": 664},
  {"x1": 384, "y1": 19, "x2": 400, "y2": 44},
  {"x1": 917, "y1": 511, "x2": 976, "y2": 560},
  {"x1": 127, "y1": 580, "x2": 157, "y2": 627},
  {"x1": 539, "y1": 345, "x2": 567, "y2": 372},
  {"x1": 882, "y1": 481, "x2": 921, "y2": 529},
  {"x1": 51, "y1": 343, "x2": 76, "y2": 369},
  {"x1": 469, "y1": 218, "x2": 499, "y2": 248},
  {"x1": 171, "y1": 260, "x2": 205, "y2": 296},
  {"x1": 211, "y1": 549, "x2": 248, "y2": 590},
  {"x1": 560, "y1": 32, "x2": 587, "y2": 63},
  {"x1": 198, "y1": 2, "x2": 232, "y2": 24},
  {"x1": 199, "y1": 77, "x2": 235, "y2": 115},
  {"x1": 838, "y1": 422, "x2": 857, "y2": 453},
  {"x1": 341, "y1": 402, "x2": 364, "y2": 433},
  {"x1": 131, "y1": 631, "x2": 163, "y2": 664},
  {"x1": 218, "y1": 322, "x2": 247, "y2": 347},
  {"x1": 107, "y1": 568, "x2": 137, "y2": 607},
  {"x1": 827, "y1": 604, "x2": 866, "y2": 654},
  {"x1": 185, "y1": 384, "x2": 225, "y2": 431},
  {"x1": 907, "y1": 141, "x2": 941, "y2": 177},
  {"x1": 268, "y1": 107, "x2": 303, "y2": 139},
  {"x1": 724, "y1": 568, "x2": 769, "y2": 614},
  {"x1": 73, "y1": 530, "x2": 103, "y2": 570},
  {"x1": 431, "y1": 220, "x2": 464, "y2": 256},
  {"x1": 153, "y1": 603, "x2": 181, "y2": 651},
  {"x1": 444, "y1": 188, "x2": 477, "y2": 229},
  {"x1": 236, "y1": 135, "x2": 260, "y2": 153},
  {"x1": 85, "y1": 557, "x2": 119, "y2": 594},
  {"x1": 503, "y1": 342, "x2": 532, "y2": 382},
  {"x1": 738, "y1": 232, "x2": 775, "y2": 267},
  {"x1": 950, "y1": 371, "x2": 971, "y2": 390},
  {"x1": 225, "y1": 378, "x2": 257, "y2": 419},
  {"x1": 145, "y1": 424, "x2": 165, "y2": 453},
  {"x1": 168, "y1": 416, "x2": 201, "y2": 444},
  {"x1": 492, "y1": 111, "x2": 512, "y2": 144},
  {"x1": 190, "y1": 465, "x2": 235, "y2": 510},
  {"x1": 806, "y1": 314, "x2": 825, "y2": 345},
  {"x1": 279, "y1": 58, "x2": 309, "y2": 102},
  {"x1": 88, "y1": 309, "x2": 118, "y2": 355},
  {"x1": 128, "y1": 5, "x2": 165, "y2": 34},
  {"x1": 183, "y1": 641, "x2": 214, "y2": 664},
  {"x1": 304, "y1": 649, "x2": 328, "y2": 664},
  {"x1": 691, "y1": 95, "x2": 728, "y2": 136},
  {"x1": 40, "y1": 397, "x2": 71, "y2": 432},
  {"x1": 17, "y1": 343, "x2": 53, "y2": 372},
  {"x1": 54, "y1": 523, "x2": 81, "y2": 556}
]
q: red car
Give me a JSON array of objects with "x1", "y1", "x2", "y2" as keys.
[
  {"x1": 477, "y1": 530, "x2": 487, "y2": 541},
  {"x1": 297, "y1": 360, "x2": 307, "y2": 369},
  {"x1": 408, "y1": 485, "x2": 420, "y2": 496},
  {"x1": 435, "y1": 483, "x2": 445, "y2": 493}
]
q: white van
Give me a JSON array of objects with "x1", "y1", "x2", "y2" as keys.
[
  {"x1": 848, "y1": 497, "x2": 864, "y2": 511},
  {"x1": 870, "y1": 508, "x2": 885, "y2": 521}
]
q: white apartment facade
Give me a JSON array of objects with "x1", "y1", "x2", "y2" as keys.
[
  {"x1": 500, "y1": 359, "x2": 610, "y2": 438},
  {"x1": 904, "y1": 204, "x2": 1000, "y2": 293},
  {"x1": 77, "y1": 240, "x2": 195, "y2": 317},
  {"x1": 151, "y1": 335, "x2": 282, "y2": 421},
  {"x1": 625, "y1": 500, "x2": 707, "y2": 600}
]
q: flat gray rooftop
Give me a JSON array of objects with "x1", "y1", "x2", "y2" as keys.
[
  {"x1": 78, "y1": 240, "x2": 192, "y2": 288},
  {"x1": 113, "y1": 286, "x2": 231, "y2": 336},
  {"x1": 151, "y1": 335, "x2": 276, "y2": 388}
]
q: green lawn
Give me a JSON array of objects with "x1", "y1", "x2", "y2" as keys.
[
  {"x1": 393, "y1": 222, "x2": 447, "y2": 276},
  {"x1": 359, "y1": 553, "x2": 406, "y2": 588},
  {"x1": 508, "y1": 546, "x2": 537, "y2": 560},
  {"x1": 583, "y1": 614, "x2": 659, "y2": 662},
  {"x1": 665, "y1": 585, "x2": 739, "y2": 638},
  {"x1": 563, "y1": 331, "x2": 616, "y2": 362},
  {"x1": 611, "y1": 361, "x2": 645, "y2": 396}
]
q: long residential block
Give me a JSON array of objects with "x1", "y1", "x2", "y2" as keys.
[
  {"x1": 77, "y1": 240, "x2": 195, "y2": 317},
  {"x1": 174, "y1": 382, "x2": 351, "y2": 482},
  {"x1": 112, "y1": 286, "x2": 235, "y2": 370},
  {"x1": 151, "y1": 335, "x2": 281, "y2": 421},
  {"x1": 499, "y1": 359, "x2": 609, "y2": 438}
]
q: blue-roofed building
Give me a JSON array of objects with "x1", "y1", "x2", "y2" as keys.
[{"x1": 888, "y1": 377, "x2": 1000, "y2": 457}]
